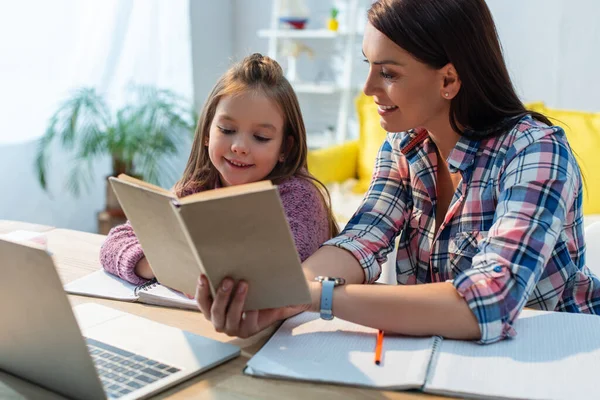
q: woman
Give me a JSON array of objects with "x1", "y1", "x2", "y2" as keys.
[{"x1": 196, "y1": 0, "x2": 600, "y2": 344}]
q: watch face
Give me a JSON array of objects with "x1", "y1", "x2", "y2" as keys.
[{"x1": 315, "y1": 276, "x2": 345, "y2": 286}]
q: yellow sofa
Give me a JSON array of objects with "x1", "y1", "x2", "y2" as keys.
[{"x1": 308, "y1": 95, "x2": 600, "y2": 225}]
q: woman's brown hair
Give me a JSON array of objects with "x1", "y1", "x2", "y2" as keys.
[
  {"x1": 368, "y1": 0, "x2": 552, "y2": 139},
  {"x1": 174, "y1": 53, "x2": 339, "y2": 237}
]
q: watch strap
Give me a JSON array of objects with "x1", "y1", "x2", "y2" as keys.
[{"x1": 319, "y1": 279, "x2": 335, "y2": 320}]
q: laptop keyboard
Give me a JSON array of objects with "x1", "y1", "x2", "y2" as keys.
[{"x1": 85, "y1": 337, "x2": 181, "y2": 399}]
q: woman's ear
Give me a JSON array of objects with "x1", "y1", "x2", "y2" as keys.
[
  {"x1": 204, "y1": 137, "x2": 209, "y2": 146},
  {"x1": 440, "y1": 63, "x2": 461, "y2": 100}
]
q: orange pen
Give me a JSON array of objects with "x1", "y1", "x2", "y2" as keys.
[{"x1": 374, "y1": 329, "x2": 384, "y2": 365}]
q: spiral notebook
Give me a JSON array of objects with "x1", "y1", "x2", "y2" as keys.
[
  {"x1": 64, "y1": 270, "x2": 198, "y2": 311},
  {"x1": 245, "y1": 311, "x2": 600, "y2": 400}
]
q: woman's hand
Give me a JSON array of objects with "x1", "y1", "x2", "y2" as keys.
[{"x1": 195, "y1": 275, "x2": 315, "y2": 338}]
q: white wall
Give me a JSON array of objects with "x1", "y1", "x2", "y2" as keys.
[
  {"x1": 1, "y1": 0, "x2": 598, "y2": 232},
  {"x1": 487, "y1": 0, "x2": 600, "y2": 111},
  {"x1": 0, "y1": 1, "x2": 232, "y2": 233}
]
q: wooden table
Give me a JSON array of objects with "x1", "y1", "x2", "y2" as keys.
[{"x1": 0, "y1": 220, "x2": 443, "y2": 400}]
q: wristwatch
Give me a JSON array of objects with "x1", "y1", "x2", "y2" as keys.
[{"x1": 314, "y1": 276, "x2": 346, "y2": 320}]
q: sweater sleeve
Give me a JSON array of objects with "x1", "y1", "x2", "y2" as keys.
[
  {"x1": 278, "y1": 177, "x2": 330, "y2": 262},
  {"x1": 99, "y1": 221, "x2": 148, "y2": 285}
]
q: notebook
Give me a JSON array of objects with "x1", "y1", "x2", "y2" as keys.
[
  {"x1": 64, "y1": 270, "x2": 198, "y2": 311},
  {"x1": 245, "y1": 311, "x2": 600, "y2": 400},
  {"x1": 108, "y1": 174, "x2": 311, "y2": 311}
]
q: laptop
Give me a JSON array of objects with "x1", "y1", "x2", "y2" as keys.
[{"x1": 0, "y1": 238, "x2": 241, "y2": 400}]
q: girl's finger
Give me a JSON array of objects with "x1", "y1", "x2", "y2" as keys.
[
  {"x1": 195, "y1": 275, "x2": 213, "y2": 318},
  {"x1": 224, "y1": 281, "x2": 248, "y2": 335},
  {"x1": 210, "y1": 278, "x2": 234, "y2": 332}
]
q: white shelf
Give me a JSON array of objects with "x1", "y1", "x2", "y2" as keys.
[
  {"x1": 261, "y1": 0, "x2": 361, "y2": 144},
  {"x1": 292, "y1": 82, "x2": 339, "y2": 94},
  {"x1": 258, "y1": 29, "x2": 341, "y2": 39}
]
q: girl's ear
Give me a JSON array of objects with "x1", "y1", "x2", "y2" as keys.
[
  {"x1": 279, "y1": 136, "x2": 294, "y2": 162},
  {"x1": 204, "y1": 137, "x2": 209, "y2": 146}
]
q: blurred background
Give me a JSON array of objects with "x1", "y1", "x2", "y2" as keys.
[{"x1": 1, "y1": 0, "x2": 599, "y2": 233}]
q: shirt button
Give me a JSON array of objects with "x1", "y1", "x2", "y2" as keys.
[{"x1": 493, "y1": 266, "x2": 502, "y2": 273}]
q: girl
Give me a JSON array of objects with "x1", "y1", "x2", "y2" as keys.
[
  {"x1": 100, "y1": 53, "x2": 338, "y2": 286},
  {"x1": 198, "y1": 0, "x2": 600, "y2": 343}
]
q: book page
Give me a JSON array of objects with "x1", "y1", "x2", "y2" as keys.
[
  {"x1": 246, "y1": 312, "x2": 434, "y2": 390},
  {"x1": 64, "y1": 270, "x2": 138, "y2": 301},
  {"x1": 178, "y1": 180, "x2": 273, "y2": 204},
  {"x1": 426, "y1": 310, "x2": 600, "y2": 400}
]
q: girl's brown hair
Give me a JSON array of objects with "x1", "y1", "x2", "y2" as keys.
[
  {"x1": 368, "y1": 0, "x2": 552, "y2": 139},
  {"x1": 174, "y1": 53, "x2": 339, "y2": 237}
]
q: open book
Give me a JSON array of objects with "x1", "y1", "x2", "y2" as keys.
[
  {"x1": 108, "y1": 174, "x2": 311, "y2": 311},
  {"x1": 64, "y1": 270, "x2": 198, "y2": 311},
  {"x1": 245, "y1": 310, "x2": 600, "y2": 400}
]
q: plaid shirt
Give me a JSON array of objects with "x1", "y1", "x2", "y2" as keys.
[{"x1": 325, "y1": 115, "x2": 600, "y2": 344}]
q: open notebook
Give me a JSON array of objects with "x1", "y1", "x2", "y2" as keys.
[
  {"x1": 245, "y1": 310, "x2": 600, "y2": 400},
  {"x1": 64, "y1": 270, "x2": 198, "y2": 311}
]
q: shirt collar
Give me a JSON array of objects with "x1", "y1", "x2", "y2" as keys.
[{"x1": 446, "y1": 134, "x2": 480, "y2": 173}]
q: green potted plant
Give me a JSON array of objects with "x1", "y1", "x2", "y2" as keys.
[{"x1": 35, "y1": 85, "x2": 197, "y2": 213}]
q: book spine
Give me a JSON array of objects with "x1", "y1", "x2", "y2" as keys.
[
  {"x1": 168, "y1": 200, "x2": 212, "y2": 295},
  {"x1": 423, "y1": 335, "x2": 443, "y2": 390}
]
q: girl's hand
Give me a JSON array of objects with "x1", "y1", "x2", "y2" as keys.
[
  {"x1": 195, "y1": 274, "x2": 312, "y2": 338},
  {"x1": 134, "y1": 257, "x2": 155, "y2": 280}
]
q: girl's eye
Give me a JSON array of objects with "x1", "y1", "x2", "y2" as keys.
[
  {"x1": 254, "y1": 135, "x2": 271, "y2": 143},
  {"x1": 379, "y1": 70, "x2": 395, "y2": 80},
  {"x1": 218, "y1": 126, "x2": 235, "y2": 134}
]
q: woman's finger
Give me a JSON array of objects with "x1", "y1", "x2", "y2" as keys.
[
  {"x1": 224, "y1": 281, "x2": 248, "y2": 335},
  {"x1": 195, "y1": 275, "x2": 213, "y2": 319},
  {"x1": 210, "y1": 278, "x2": 234, "y2": 332},
  {"x1": 239, "y1": 309, "x2": 259, "y2": 338}
]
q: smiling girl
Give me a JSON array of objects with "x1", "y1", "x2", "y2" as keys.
[{"x1": 100, "y1": 53, "x2": 338, "y2": 285}]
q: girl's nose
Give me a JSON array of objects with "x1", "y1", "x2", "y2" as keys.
[{"x1": 231, "y1": 138, "x2": 249, "y2": 154}]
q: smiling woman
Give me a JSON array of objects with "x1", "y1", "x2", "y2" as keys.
[{"x1": 200, "y1": 0, "x2": 600, "y2": 346}]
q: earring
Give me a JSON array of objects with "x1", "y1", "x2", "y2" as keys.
[{"x1": 444, "y1": 93, "x2": 449, "y2": 98}]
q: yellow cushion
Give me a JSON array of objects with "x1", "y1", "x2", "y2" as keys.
[
  {"x1": 537, "y1": 106, "x2": 600, "y2": 215},
  {"x1": 307, "y1": 140, "x2": 359, "y2": 184},
  {"x1": 525, "y1": 101, "x2": 546, "y2": 113},
  {"x1": 355, "y1": 93, "x2": 389, "y2": 193}
]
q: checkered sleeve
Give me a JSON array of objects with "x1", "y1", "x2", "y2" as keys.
[
  {"x1": 453, "y1": 132, "x2": 578, "y2": 344},
  {"x1": 324, "y1": 138, "x2": 410, "y2": 283}
]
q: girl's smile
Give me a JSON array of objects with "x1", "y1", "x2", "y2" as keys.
[{"x1": 224, "y1": 157, "x2": 255, "y2": 169}]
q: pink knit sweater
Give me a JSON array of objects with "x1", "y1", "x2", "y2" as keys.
[{"x1": 99, "y1": 176, "x2": 331, "y2": 285}]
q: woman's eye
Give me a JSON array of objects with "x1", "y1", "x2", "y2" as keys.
[
  {"x1": 218, "y1": 126, "x2": 235, "y2": 134},
  {"x1": 379, "y1": 70, "x2": 395, "y2": 80},
  {"x1": 254, "y1": 135, "x2": 271, "y2": 143}
]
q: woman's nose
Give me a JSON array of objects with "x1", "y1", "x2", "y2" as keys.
[{"x1": 362, "y1": 70, "x2": 378, "y2": 96}]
